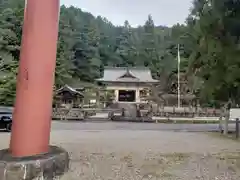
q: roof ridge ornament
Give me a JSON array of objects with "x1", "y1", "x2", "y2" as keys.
[{"x1": 118, "y1": 68, "x2": 138, "y2": 79}]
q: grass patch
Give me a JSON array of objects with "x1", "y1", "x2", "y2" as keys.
[{"x1": 156, "y1": 119, "x2": 219, "y2": 124}]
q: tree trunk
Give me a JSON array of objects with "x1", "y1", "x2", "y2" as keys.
[
  {"x1": 219, "y1": 116, "x2": 223, "y2": 133},
  {"x1": 157, "y1": 103, "x2": 160, "y2": 113},
  {"x1": 223, "y1": 99, "x2": 234, "y2": 135},
  {"x1": 224, "y1": 115, "x2": 229, "y2": 135},
  {"x1": 223, "y1": 108, "x2": 230, "y2": 135}
]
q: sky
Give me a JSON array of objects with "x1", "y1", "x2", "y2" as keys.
[{"x1": 61, "y1": 0, "x2": 193, "y2": 27}]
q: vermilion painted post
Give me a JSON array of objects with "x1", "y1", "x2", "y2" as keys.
[{"x1": 10, "y1": 0, "x2": 60, "y2": 157}]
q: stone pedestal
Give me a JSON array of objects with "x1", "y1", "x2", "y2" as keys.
[{"x1": 0, "y1": 146, "x2": 69, "y2": 180}]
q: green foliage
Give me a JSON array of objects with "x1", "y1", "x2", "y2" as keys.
[
  {"x1": 186, "y1": 0, "x2": 240, "y2": 106},
  {"x1": 1, "y1": 0, "x2": 240, "y2": 107}
]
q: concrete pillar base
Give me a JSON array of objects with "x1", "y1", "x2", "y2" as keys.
[{"x1": 0, "y1": 146, "x2": 69, "y2": 180}]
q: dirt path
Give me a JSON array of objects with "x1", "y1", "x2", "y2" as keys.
[{"x1": 1, "y1": 130, "x2": 240, "y2": 179}]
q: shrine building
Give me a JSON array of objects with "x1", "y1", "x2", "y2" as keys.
[{"x1": 96, "y1": 67, "x2": 158, "y2": 103}]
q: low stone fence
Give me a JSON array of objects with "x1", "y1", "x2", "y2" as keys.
[
  {"x1": 52, "y1": 108, "x2": 96, "y2": 121},
  {"x1": 52, "y1": 107, "x2": 222, "y2": 121}
]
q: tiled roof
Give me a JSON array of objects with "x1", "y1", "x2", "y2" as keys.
[
  {"x1": 56, "y1": 85, "x2": 84, "y2": 96},
  {"x1": 96, "y1": 67, "x2": 158, "y2": 83}
]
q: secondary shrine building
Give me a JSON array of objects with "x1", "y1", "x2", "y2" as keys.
[{"x1": 96, "y1": 67, "x2": 158, "y2": 103}]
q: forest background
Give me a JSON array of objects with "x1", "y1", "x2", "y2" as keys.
[{"x1": 0, "y1": 0, "x2": 240, "y2": 108}]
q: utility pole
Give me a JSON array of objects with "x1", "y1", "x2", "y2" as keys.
[{"x1": 177, "y1": 44, "x2": 181, "y2": 108}]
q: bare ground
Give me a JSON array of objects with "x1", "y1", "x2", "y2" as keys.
[{"x1": 1, "y1": 130, "x2": 240, "y2": 179}]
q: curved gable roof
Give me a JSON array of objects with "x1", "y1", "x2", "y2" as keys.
[
  {"x1": 56, "y1": 85, "x2": 84, "y2": 96},
  {"x1": 96, "y1": 67, "x2": 158, "y2": 83}
]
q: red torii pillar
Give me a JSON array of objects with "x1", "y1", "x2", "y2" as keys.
[
  {"x1": 0, "y1": 0, "x2": 69, "y2": 179},
  {"x1": 10, "y1": 0, "x2": 59, "y2": 157}
]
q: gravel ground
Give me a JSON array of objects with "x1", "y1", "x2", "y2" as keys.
[{"x1": 1, "y1": 130, "x2": 240, "y2": 179}]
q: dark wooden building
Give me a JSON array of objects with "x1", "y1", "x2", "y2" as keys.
[{"x1": 54, "y1": 85, "x2": 84, "y2": 108}]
